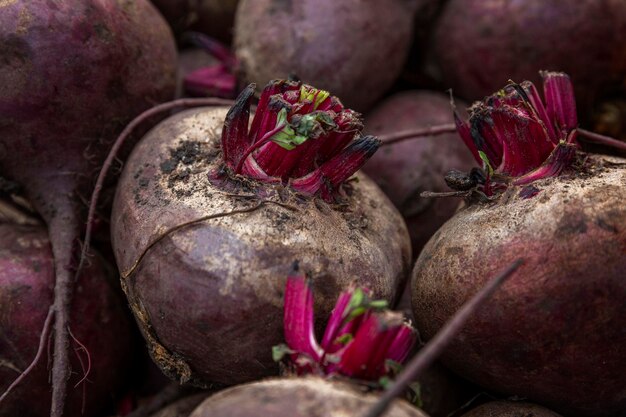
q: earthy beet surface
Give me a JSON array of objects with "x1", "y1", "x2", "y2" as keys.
[
  {"x1": 189, "y1": 377, "x2": 428, "y2": 417},
  {"x1": 429, "y1": 0, "x2": 626, "y2": 113},
  {"x1": 234, "y1": 0, "x2": 418, "y2": 111},
  {"x1": 111, "y1": 107, "x2": 411, "y2": 387},
  {"x1": 412, "y1": 156, "x2": 626, "y2": 417},
  {"x1": 0, "y1": 222, "x2": 133, "y2": 417},
  {"x1": 363, "y1": 91, "x2": 474, "y2": 256},
  {"x1": 176, "y1": 48, "x2": 217, "y2": 97},
  {"x1": 0, "y1": 2, "x2": 176, "y2": 413},
  {"x1": 151, "y1": 0, "x2": 239, "y2": 43},
  {"x1": 461, "y1": 401, "x2": 562, "y2": 417}
]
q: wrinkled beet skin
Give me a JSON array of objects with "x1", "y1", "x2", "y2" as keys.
[
  {"x1": 189, "y1": 377, "x2": 428, "y2": 417},
  {"x1": 234, "y1": 0, "x2": 417, "y2": 111},
  {"x1": 431, "y1": 0, "x2": 626, "y2": 113},
  {"x1": 111, "y1": 107, "x2": 411, "y2": 386},
  {"x1": 412, "y1": 158, "x2": 626, "y2": 417},
  {"x1": 0, "y1": 0, "x2": 177, "y2": 223},
  {"x1": 0, "y1": 223, "x2": 133, "y2": 417},
  {"x1": 461, "y1": 401, "x2": 562, "y2": 417},
  {"x1": 363, "y1": 91, "x2": 474, "y2": 256},
  {"x1": 150, "y1": 0, "x2": 239, "y2": 43}
]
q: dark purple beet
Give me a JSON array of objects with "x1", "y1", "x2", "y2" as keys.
[
  {"x1": 429, "y1": 0, "x2": 626, "y2": 114},
  {"x1": 110, "y1": 82, "x2": 411, "y2": 387},
  {"x1": 149, "y1": 394, "x2": 210, "y2": 417},
  {"x1": 0, "y1": 222, "x2": 133, "y2": 417},
  {"x1": 0, "y1": 2, "x2": 177, "y2": 414},
  {"x1": 363, "y1": 91, "x2": 474, "y2": 256},
  {"x1": 234, "y1": 0, "x2": 419, "y2": 111}
]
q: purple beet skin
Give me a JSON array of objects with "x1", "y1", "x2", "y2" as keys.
[
  {"x1": 429, "y1": 0, "x2": 626, "y2": 114},
  {"x1": 0, "y1": 222, "x2": 133, "y2": 417},
  {"x1": 234, "y1": 0, "x2": 419, "y2": 111}
]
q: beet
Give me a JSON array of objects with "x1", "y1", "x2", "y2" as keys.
[
  {"x1": 111, "y1": 81, "x2": 411, "y2": 386},
  {"x1": 411, "y1": 73, "x2": 626, "y2": 416},
  {"x1": 0, "y1": 2, "x2": 176, "y2": 413},
  {"x1": 188, "y1": 378, "x2": 428, "y2": 417},
  {"x1": 150, "y1": 0, "x2": 239, "y2": 43},
  {"x1": 0, "y1": 222, "x2": 133, "y2": 417},
  {"x1": 429, "y1": 0, "x2": 626, "y2": 113},
  {"x1": 461, "y1": 401, "x2": 562, "y2": 417},
  {"x1": 363, "y1": 91, "x2": 474, "y2": 255},
  {"x1": 234, "y1": 0, "x2": 418, "y2": 111}
]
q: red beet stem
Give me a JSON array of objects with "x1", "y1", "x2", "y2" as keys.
[
  {"x1": 281, "y1": 267, "x2": 414, "y2": 381},
  {"x1": 361, "y1": 258, "x2": 524, "y2": 417},
  {"x1": 222, "y1": 80, "x2": 377, "y2": 201}
]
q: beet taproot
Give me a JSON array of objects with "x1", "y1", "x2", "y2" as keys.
[
  {"x1": 411, "y1": 73, "x2": 626, "y2": 416},
  {"x1": 429, "y1": 0, "x2": 626, "y2": 113},
  {"x1": 188, "y1": 378, "x2": 428, "y2": 417},
  {"x1": 363, "y1": 91, "x2": 474, "y2": 255},
  {"x1": 0, "y1": 222, "x2": 133, "y2": 417},
  {"x1": 111, "y1": 82, "x2": 411, "y2": 386},
  {"x1": 0, "y1": 2, "x2": 176, "y2": 414},
  {"x1": 461, "y1": 401, "x2": 562, "y2": 417},
  {"x1": 234, "y1": 0, "x2": 418, "y2": 111}
]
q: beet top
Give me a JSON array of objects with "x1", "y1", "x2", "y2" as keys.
[
  {"x1": 111, "y1": 81, "x2": 411, "y2": 387},
  {"x1": 0, "y1": 2, "x2": 177, "y2": 415}
]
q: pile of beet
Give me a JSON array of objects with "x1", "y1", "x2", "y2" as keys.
[{"x1": 2, "y1": 1, "x2": 626, "y2": 417}]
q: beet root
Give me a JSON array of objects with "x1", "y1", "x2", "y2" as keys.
[
  {"x1": 429, "y1": 0, "x2": 626, "y2": 113},
  {"x1": 0, "y1": 2, "x2": 176, "y2": 414},
  {"x1": 234, "y1": 0, "x2": 417, "y2": 111},
  {"x1": 363, "y1": 91, "x2": 474, "y2": 255},
  {"x1": 461, "y1": 401, "x2": 562, "y2": 417},
  {"x1": 411, "y1": 155, "x2": 626, "y2": 416},
  {"x1": 0, "y1": 222, "x2": 133, "y2": 417},
  {"x1": 189, "y1": 377, "x2": 428, "y2": 417},
  {"x1": 111, "y1": 105, "x2": 411, "y2": 386}
]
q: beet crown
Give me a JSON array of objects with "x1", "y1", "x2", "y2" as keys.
[
  {"x1": 221, "y1": 80, "x2": 379, "y2": 201},
  {"x1": 455, "y1": 72, "x2": 579, "y2": 192},
  {"x1": 275, "y1": 267, "x2": 416, "y2": 382}
]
